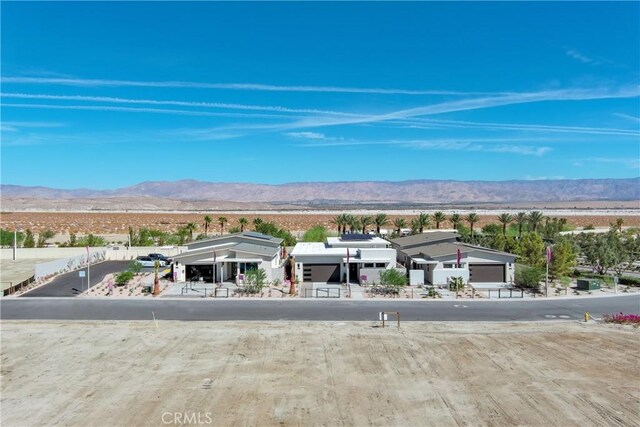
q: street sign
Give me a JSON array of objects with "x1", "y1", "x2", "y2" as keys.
[{"x1": 79, "y1": 271, "x2": 86, "y2": 277}]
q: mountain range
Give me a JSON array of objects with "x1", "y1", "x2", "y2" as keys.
[{"x1": 1, "y1": 178, "x2": 638, "y2": 211}]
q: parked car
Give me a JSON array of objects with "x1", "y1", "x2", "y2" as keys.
[
  {"x1": 136, "y1": 256, "x2": 166, "y2": 267},
  {"x1": 148, "y1": 253, "x2": 173, "y2": 264}
]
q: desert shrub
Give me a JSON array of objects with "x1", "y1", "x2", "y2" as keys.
[
  {"x1": 602, "y1": 313, "x2": 640, "y2": 326},
  {"x1": 619, "y1": 276, "x2": 640, "y2": 287},
  {"x1": 515, "y1": 265, "x2": 543, "y2": 288},
  {"x1": 448, "y1": 276, "x2": 465, "y2": 292},
  {"x1": 114, "y1": 271, "x2": 134, "y2": 286},
  {"x1": 243, "y1": 268, "x2": 267, "y2": 294}
]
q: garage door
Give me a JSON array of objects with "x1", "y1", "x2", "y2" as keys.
[
  {"x1": 303, "y1": 264, "x2": 341, "y2": 283},
  {"x1": 469, "y1": 264, "x2": 505, "y2": 282}
]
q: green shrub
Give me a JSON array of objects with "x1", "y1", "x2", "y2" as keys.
[
  {"x1": 128, "y1": 260, "x2": 143, "y2": 274},
  {"x1": 619, "y1": 276, "x2": 640, "y2": 287},
  {"x1": 114, "y1": 271, "x2": 134, "y2": 286},
  {"x1": 243, "y1": 268, "x2": 267, "y2": 294},
  {"x1": 515, "y1": 265, "x2": 543, "y2": 288},
  {"x1": 448, "y1": 276, "x2": 465, "y2": 292}
]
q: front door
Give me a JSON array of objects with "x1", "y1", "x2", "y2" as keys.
[{"x1": 349, "y1": 263, "x2": 358, "y2": 283}]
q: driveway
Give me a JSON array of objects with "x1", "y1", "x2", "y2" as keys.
[{"x1": 20, "y1": 261, "x2": 130, "y2": 297}]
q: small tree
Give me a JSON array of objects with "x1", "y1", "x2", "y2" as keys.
[
  {"x1": 23, "y1": 229, "x2": 35, "y2": 248},
  {"x1": 549, "y1": 238, "x2": 577, "y2": 280},
  {"x1": 128, "y1": 260, "x2": 143, "y2": 275},
  {"x1": 303, "y1": 225, "x2": 329, "y2": 242},
  {"x1": 244, "y1": 268, "x2": 267, "y2": 294},
  {"x1": 238, "y1": 217, "x2": 248, "y2": 232},
  {"x1": 36, "y1": 229, "x2": 55, "y2": 247}
]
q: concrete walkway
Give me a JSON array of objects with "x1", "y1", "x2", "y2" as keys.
[{"x1": 349, "y1": 283, "x2": 365, "y2": 300}]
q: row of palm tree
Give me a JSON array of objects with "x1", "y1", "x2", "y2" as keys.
[
  {"x1": 331, "y1": 213, "x2": 390, "y2": 235},
  {"x1": 329, "y1": 210, "x2": 556, "y2": 239},
  {"x1": 202, "y1": 215, "x2": 252, "y2": 237}
]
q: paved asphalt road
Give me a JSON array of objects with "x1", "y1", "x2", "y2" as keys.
[
  {"x1": 20, "y1": 261, "x2": 130, "y2": 297},
  {"x1": 2, "y1": 295, "x2": 638, "y2": 321}
]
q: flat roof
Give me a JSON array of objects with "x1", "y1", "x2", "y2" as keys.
[
  {"x1": 327, "y1": 236, "x2": 389, "y2": 246},
  {"x1": 389, "y1": 231, "x2": 459, "y2": 248}
]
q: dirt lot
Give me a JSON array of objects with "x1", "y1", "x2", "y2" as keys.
[
  {"x1": 1, "y1": 321, "x2": 638, "y2": 426},
  {"x1": 1, "y1": 211, "x2": 639, "y2": 235}
]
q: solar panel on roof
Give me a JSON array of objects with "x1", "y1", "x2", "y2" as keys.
[
  {"x1": 243, "y1": 231, "x2": 271, "y2": 240},
  {"x1": 340, "y1": 233, "x2": 373, "y2": 241}
]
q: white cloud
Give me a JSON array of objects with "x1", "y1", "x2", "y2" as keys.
[
  {"x1": 1, "y1": 92, "x2": 357, "y2": 117},
  {"x1": 397, "y1": 117, "x2": 639, "y2": 137},
  {"x1": 2, "y1": 103, "x2": 298, "y2": 119},
  {"x1": 614, "y1": 113, "x2": 640, "y2": 123},
  {"x1": 566, "y1": 48, "x2": 597, "y2": 64},
  {"x1": 286, "y1": 132, "x2": 328, "y2": 140},
  {"x1": 1, "y1": 76, "x2": 513, "y2": 96},
  {"x1": 300, "y1": 137, "x2": 551, "y2": 156},
  {"x1": 525, "y1": 176, "x2": 566, "y2": 180},
  {"x1": 228, "y1": 85, "x2": 640, "y2": 132},
  {"x1": 588, "y1": 157, "x2": 640, "y2": 169}
]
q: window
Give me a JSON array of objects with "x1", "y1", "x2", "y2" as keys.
[
  {"x1": 375, "y1": 263, "x2": 386, "y2": 268},
  {"x1": 443, "y1": 263, "x2": 454, "y2": 269},
  {"x1": 363, "y1": 263, "x2": 374, "y2": 268}
]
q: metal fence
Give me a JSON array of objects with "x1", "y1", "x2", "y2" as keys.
[{"x1": 303, "y1": 287, "x2": 341, "y2": 298}]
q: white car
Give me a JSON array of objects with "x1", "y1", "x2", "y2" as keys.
[{"x1": 135, "y1": 256, "x2": 166, "y2": 267}]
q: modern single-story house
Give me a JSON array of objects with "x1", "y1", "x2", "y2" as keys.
[
  {"x1": 290, "y1": 234, "x2": 397, "y2": 284},
  {"x1": 390, "y1": 230, "x2": 516, "y2": 286},
  {"x1": 172, "y1": 231, "x2": 284, "y2": 283}
]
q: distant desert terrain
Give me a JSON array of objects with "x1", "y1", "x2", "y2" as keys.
[{"x1": 1, "y1": 210, "x2": 638, "y2": 235}]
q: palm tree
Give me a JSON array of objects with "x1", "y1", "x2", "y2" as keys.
[
  {"x1": 203, "y1": 215, "x2": 212, "y2": 236},
  {"x1": 433, "y1": 211, "x2": 446, "y2": 229},
  {"x1": 393, "y1": 218, "x2": 407, "y2": 235},
  {"x1": 348, "y1": 216, "x2": 361, "y2": 234},
  {"x1": 410, "y1": 218, "x2": 420, "y2": 235},
  {"x1": 373, "y1": 213, "x2": 389, "y2": 235},
  {"x1": 185, "y1": 222, "x2": 198, "y2": 242},
  {"x1": 466, "y1": 213, "x2": 479, "y2": 240},
  {"x1": 416, "y1": 213, "x2": 430, "y2": 233},
  {"x1": 515, "y1": 212, "x2": 527, "y2": 238},
  {"x1": 253, "y1": 217, "x2": 263, "y2": 230},
  {"x1": 331, "y1": 215, "x2": 344, "y2": 235},
  {"x1": 497, "y1": 213, "x2": 513, "y2": 236},
  {"x1": 218, "y1": 216, "x2": 228, "y2": 235},
  {"x1": 238, "y1": 217, "x2": 248, "y2": 232},
  {"x1": 527, "y1": 211, "x2": 544, "y2": 233},
  {"x1": 450, "y1": 213, "x2": 461, "y2": 231},
  {"x1": 360, "y1": 215, "x2": 373, "y2": 234},
  {"x1": 615, "y1": 218, "x2": 624, "y2": 233}
]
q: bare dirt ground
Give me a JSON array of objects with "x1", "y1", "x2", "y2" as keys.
[
  {"x1": 1, "y1": 211, "x2": 639, "y2": 235},
  {"x1": 1, "y1": 321, "x2": 638, "y2": 427}
]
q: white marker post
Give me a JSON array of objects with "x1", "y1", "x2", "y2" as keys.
[{"x1": 86, "y1": 246, "x2": 91, "y2": 293}]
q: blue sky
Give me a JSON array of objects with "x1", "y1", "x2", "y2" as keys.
[{"x1": 1, "y1": 1, "x2": 639, "y2": 189}]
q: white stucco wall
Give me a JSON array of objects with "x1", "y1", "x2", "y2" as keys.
[{"x1": 432, "y1": 267, "x2": 469, "y2": 286}]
